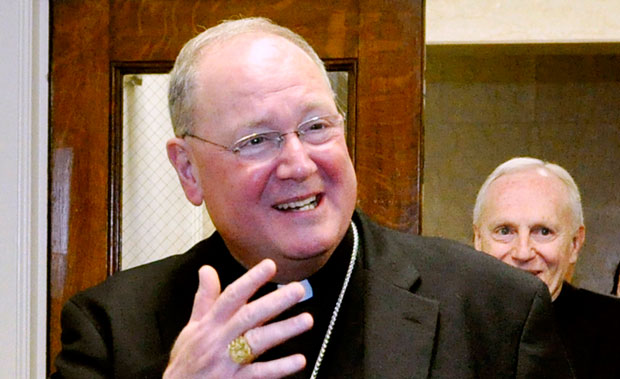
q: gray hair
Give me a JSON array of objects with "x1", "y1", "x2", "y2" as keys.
[
  {"x1": 473, "y1": 157, "x2": 584, "y2": 230},
  {"x1": 168, "y1": 17, "x2": 331, "y2": 137}
]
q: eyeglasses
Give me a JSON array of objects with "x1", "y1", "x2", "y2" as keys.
[{"x1": 183, "y1": 114, "x2": 345, "y2": 160}]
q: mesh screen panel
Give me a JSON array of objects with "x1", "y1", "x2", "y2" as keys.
[{"x1": 122, "y1": 74, "x2": 214, "y2": 270}]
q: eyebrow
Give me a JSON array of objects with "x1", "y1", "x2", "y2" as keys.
[
  {"x1": 487, "y1": 219, "x2": 513, "y2": 226},
  {"x1": 230, "y1": 117, "x2": 275, "y2": 137},
  {"x1": 489, "y1": 220, "x2": 557, "y2": 231},
  {"x1": 235, "y1": 105, "x2": 336, "y2": 132},
  {"x1": 530, "y1": 223, "x2": 557, "y2": 230}
]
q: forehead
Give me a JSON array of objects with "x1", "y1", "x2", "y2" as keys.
[
  {"x1": 190, "y1": 33, "x2": 335, "y2": 136},
  {"x1": 483, "y1": 169, "x2": 572, "y2": 223},
  {"x1": 196, "y1": 34, "x2": 331, "y2": 103}
]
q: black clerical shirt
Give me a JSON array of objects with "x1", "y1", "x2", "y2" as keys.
[{"x1": 254, "y1": 225, "x2": 364, "y2": 378}]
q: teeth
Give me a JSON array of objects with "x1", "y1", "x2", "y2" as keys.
[{"x1": 275, "y1": 196, "x2": 318, "y2": 211}]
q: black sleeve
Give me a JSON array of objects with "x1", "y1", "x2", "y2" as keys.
[{"x1": 51, "y1": 298, "x2": 111, "y2": 379}]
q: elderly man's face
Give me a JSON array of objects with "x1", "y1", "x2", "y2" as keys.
[
  {"x1": 170, "y1": 34, "x2": 357, "y2": 281},
  {"x1": 474, "y1": 170, "x2": 585, "y2": 300}
]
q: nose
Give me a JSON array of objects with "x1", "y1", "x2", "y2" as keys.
[
  {"x1": 275, "y1": 134, "x2": 318, "y2": 181},
  {"x1": 510, "y1": 233, "x2": 536, "y2": 262}
]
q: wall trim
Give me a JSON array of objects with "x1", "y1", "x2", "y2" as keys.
[{"x1": 16, "y1": 0, "x2": 48, "y2": 377}]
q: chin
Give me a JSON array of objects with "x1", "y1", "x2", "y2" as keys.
[{"x1": 282, "y1": 240, "x2": 333, "y2": 260}]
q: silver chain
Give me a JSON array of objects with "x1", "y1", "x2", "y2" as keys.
[{"x1": 309, "y1": 220, "x2": 359, "y2": 379}]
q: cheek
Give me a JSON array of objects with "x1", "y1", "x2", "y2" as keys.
[
  {"x1": 244, "y1": 165, "x2": 274, "y2": 200},
  {"x1": 316, "y1": 144, "x2": 355, "y2": 182},
  {"x1": 326, "y1": 158, "x2": 357, "y2": 209},
  {"x1": 542, "y1": 242, "x2": 573, "y2": 271},
  {"x1": 538, "y1": 244, "x2": 563, "y2": 266},
  {"x1": 482, "y1": 239, "x2": 511, "y2": 260},
  {"x1": 201, "y1": 160, "x2": 272, "y2": 208}
]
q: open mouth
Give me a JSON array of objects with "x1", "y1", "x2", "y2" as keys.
[{"x1": 274, "y1": 195, "x2": 320, "y2": 212}]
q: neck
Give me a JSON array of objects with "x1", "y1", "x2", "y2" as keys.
[
  {"x1": 267, "y1": 226, "x2": 354, "y2": 283},
  {"x1": 270, "y1": 250, "x2": 335, "y2": 283},
  {"x1": 551, "y1": 281, "x2": 566, "y2": 302},
  {"x1": 225, "y1": 225, "x2": 353, "y2": 284},
  {"x1": 225, "y1": 243, "x2": 338, "y2": 284}
]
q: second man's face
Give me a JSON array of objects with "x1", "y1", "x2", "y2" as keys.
[
  {"x1": 474, "y1": 170, "x2": 584, "y2": 300},
  {"x1": 184, "y1": 34, "x2": 357, "y2": 280}
]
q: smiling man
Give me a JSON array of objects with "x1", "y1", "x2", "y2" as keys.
[
  {"x1": 54, "y1": 19, "x2": 572, "y2": 378},
  {"x1": 474, "y1": 157, "x2": 620, "y2": 378}
]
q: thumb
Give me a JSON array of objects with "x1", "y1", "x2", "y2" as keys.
[{"x1": 189, "y1": 265, "x2": 221, "y2": 322}]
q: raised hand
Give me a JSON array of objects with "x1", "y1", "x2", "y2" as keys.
[{"x1": 163, "y1": 259, "x2": 314, "y2": 379}]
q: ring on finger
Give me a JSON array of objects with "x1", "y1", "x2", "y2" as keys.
[{"x1": 228, "y1": 334, "x2": 255, "y2": 364}]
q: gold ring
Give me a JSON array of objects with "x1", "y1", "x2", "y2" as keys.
[{"x1": 228, "y1": 335, "x2": 255, "y2": 364}]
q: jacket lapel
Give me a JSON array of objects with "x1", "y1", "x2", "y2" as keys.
[
  {"x1": 364, "y1": 270, "x2": 439, "y2": 378},
  {"x1": 357, "y1": 212, "x2": 439, "y2": 378}
]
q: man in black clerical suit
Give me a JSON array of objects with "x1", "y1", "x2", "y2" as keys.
[
  {"x1": 53, "y1": 18, "x2": 571, "y2": 378},
  {"x1": 474, "y1": 157, "x2": 620, "y2": 378}
]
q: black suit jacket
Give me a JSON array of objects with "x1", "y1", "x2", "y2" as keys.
[
  {"x1": 554, "y1": 282, "x2": 620, "y2": 378},
  {"x1": 53, "y1": 212, "x2": 571, "y2": 378}
]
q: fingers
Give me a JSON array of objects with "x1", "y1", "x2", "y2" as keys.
[
  {"x1": 189, "y1": 265, "x2": 221, "y2": 322},
  {"x1": 211, "y1": 259, "x2": 278, "y2": 322},
  {"x1": 169, "y1": 259, "x2": 311, "y2": 378},
  {"x1": 229, "y1": 282, "x2": 306, "y2": 339},
  {"x1": 244, "y1": 312, "x2": 313, "y2": 357},
  {"x1": 237, "y1": 354, "x2": 307, "y2": 379}
]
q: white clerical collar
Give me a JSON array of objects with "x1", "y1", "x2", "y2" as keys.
[{"x1": 278, "y1": 279, "x2": 313, "y2": 303}]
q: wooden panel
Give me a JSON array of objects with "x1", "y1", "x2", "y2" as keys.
[
  {"x1": 49, "y1": 0, "x2": 111, "y2": 371},
  {"x1": 109, "y1": 0, "x2": 359, "y2": 62},
  {"x1": 357, "y1": 0, "x2": 424, "y2": 232}
]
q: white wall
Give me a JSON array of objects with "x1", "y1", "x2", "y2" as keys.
[
  {"x1": 0, "y1": 0, "x2": 48, "y2": 377},
  {"x1": 427, "y1": 0, "x2": 620, "y2": 44}
]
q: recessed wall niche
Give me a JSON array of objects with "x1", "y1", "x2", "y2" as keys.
[{"x1": 423, "y1": 43, "x2": 620, "y2": 294}]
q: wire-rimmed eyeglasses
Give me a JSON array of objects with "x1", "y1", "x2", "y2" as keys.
[{"x1": 183, "y1": 114, "x2": 345, "y2": 161}]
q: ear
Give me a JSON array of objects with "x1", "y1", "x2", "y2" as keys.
[
  {"x1": 473, "y1": 225, "x2": 482, "y2": 251},
  {"x1": 569, "y1": 225, "x2": 586, "y2": 265},
  {"x1": 166, "y1": 137, "x2": 204, "y2": 206}
]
